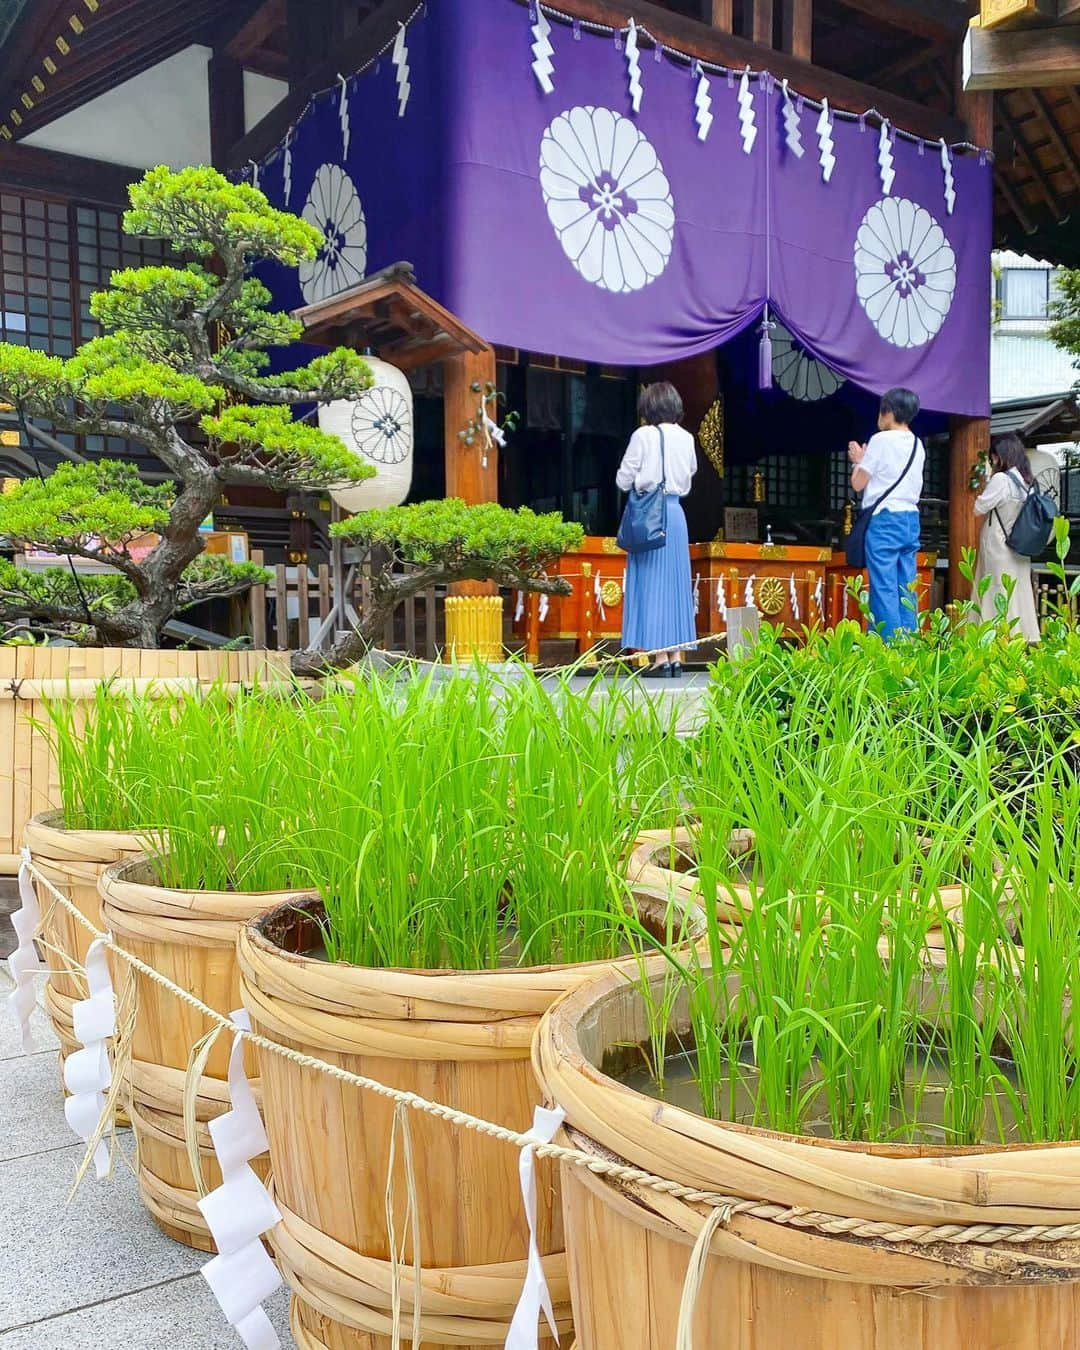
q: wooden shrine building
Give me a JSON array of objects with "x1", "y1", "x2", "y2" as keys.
[{"x1": 1, "y1": 0, "x2": 1078, "y2": 652}]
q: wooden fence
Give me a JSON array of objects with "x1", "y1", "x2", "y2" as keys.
[{"x1": 0, "y1": 646, "x2": 292, "y2": 875}]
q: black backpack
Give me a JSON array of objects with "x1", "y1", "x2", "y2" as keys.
[{"x1": 997, "y1": 476, "x2": 1059, "y2": 559}]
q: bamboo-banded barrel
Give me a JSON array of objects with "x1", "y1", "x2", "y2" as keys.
[
  {"x1": 534, "y1": 967, "x2": 1080, "y2": 1350},
  {"x1": 25, "y1": 812, "x2": 148, "y2": 1085},
  {"x1": 627, "y1": 826, "x2": 979, "y2": 955},
  {"x1": 99, "y1": 856, "x2": 316, "y2": 1252},
  {"x1": 238, "y1": 893, "x2": 702, "y2": 1350}
]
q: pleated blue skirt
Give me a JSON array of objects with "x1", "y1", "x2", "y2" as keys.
[{"x1": 621, "y1": 497, "x2": 697, "y2": 651}]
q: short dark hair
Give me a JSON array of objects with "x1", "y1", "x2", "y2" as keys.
[
  {"x1": 638, "y1": 381, "x2": 684, "y2": 426},
  {"x1": 880, "y1": 387, "x2": 920, "y2": 426}
]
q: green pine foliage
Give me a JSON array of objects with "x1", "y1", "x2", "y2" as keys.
[{"x1": 1049, "y1": 267, "x2": 1080, "y2": 382}]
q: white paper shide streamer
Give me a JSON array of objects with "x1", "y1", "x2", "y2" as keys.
[
  {"x1": 940, "y1": 138, "x2": 956, "y2": 215},
  {"x1": 538, "y1": 592, "x2": 549, "y2": 624},
  {"x1": 7, "y1": 847, "x2": 43, "y2": 1053},
  {"x1": 693, "y1": 573, "x2": 701, "y2": 615},
  {"x1": 693, "y1": 65, "x2": 713, "y2": 142},
  {"x1": 338, "y1": 75, "x2": 351, "y2": 159},
  {"x1": 594, "y1": 570, "x2": 606, "y2": 621},
  {"x1": 745, "y1": 573, "x2": 756, "y2": 609},
  {"x1": 816, "y1": 98, "x2": 836, "y2": 183},
  {"x1": 789, "y1": 573, "x2": 800, "y2": 622},
  {"x1": 515, "y1": 590, "x2": 525, "y2": 623},
  {"x1": 877, "y1": 120, "x2": 895, "y2": 195},
  {"x1": 282, "y1": 131, "x2": 292, "y2": 206},
  {"x1": 625, "y1": 18, "x2": 643, "y2": 113},
  {"x1": 506, "y1": 1105, "x2": 565, "y2": 1350},
  {"x1": 63, "y1": 937, "x2": 116, "y2": 1180},
  {"x1": 531, "y1": 5, "x2": 555, "y2": 95},
  {"x1": 392, "y1": 22, "x2": 412, "y2": 117},
  {"x1": 813, "y1": 573, "x2": 825, "y2": 620},
  {"x1": 781, "y1": 81, "x2": 804, "y2": 159},
  {"x1": 737, "y1": 68, "x2": 757, "y2": 155},
  {"x1": 718, "y1": 576, "x2": 727, "y2": 624},
  {"x1": 199, "y1": 1009, "x2": 282, "y2": 1350}
]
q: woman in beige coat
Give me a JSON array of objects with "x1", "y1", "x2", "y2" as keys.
[{"x1": 972, "y1": 433, "x2": 1040, "y2": 643}]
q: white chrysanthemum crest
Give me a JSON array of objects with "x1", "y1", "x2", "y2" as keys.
[
  {"x1": 878, "y1": 120, "x2": 895, "y2": 195},
  {"x1": 625, "y1": 18, "x2": 643, "y2": 113},
  {"x1": 298, "y1": 164, "x2": 368, "y2": 305},
  {"x1": 772, "y1": 323, "x2": 845, "y2": 402},
  {"x1": 337, "y1": 75, "x2": 350, "y2": 159},
  {"x1": 816, "y1": 99, "x2": 835, "y2": 182},
  {"x1": 854, "y1": 196, "x2": 957, "y2": 348},
  {"x1": 940, "y1": 138, "x2": 956, "y2": 215},
  {"x1": 392, "y1": 22, "x2": 411, "y2": 117},
  {"x1": 694, "y1": 65, "x2": 713, "y2": 142},
  {"x1": 781, "y1": 80, "x2": 804, "y2": 158},
  {"x1": 737, "y1": 67, "x2": 757, "y2": 155},
  {"x1": 531, "y1": 5, "x2": 555, "y2": 94}
]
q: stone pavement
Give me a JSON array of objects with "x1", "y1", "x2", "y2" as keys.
[{"x1": 0, "y1": 894, "x2": 296, "y2": 1348}]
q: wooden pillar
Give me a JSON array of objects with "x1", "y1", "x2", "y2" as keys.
[
  {"x1": 780, "y1": 0, "x2": 812, "y2": 60},
  {"x1": 751, "y1": 0, "x2": 775, "y2": 45},
  {"x1": 208, "y1": 53, "x2": 245, "y2": 170},
  {"x1": 706, "y1": 0, "x2": 733, "y2": 27},
  {"x1": 948, "y1": 84, "x2": 993, "y2": 603},
  {"x1": 445, "y1": 347, "x2": 499, "y2": 598}
]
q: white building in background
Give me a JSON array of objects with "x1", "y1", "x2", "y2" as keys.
[{"x1": 992, "y1": 251, "x2": 1076, "y2": 403}]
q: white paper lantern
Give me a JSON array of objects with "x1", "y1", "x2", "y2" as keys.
[{"x1": 320, "y1": 356, "x2": 414, "y2": 512}]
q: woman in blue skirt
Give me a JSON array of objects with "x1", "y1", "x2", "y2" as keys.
[{"x1": 616, "y1": 382, "x2": 698, "y2": 679}]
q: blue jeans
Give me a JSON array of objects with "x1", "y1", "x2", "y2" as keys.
[{"x1": 865, "y1": 510, "x2": 920, "y2": 641}]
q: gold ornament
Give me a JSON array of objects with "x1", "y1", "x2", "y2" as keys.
[
  {"x1": 698, "y1": 397, "x2": 724, "y2": 478},
  {"x1": 843, "y1": 501, "x2": 854, "y2": 536},
  {"x1": 601, "y1": 536, "x2": 621, "y2": 554},
  {"x1": 756, "y1": 577, "x2": 786, "y2": 615},
  {"x1": 758, "y1": 543, "x2": 788, "y2": 560},
  {"x1": 752, "y1": 470, "x2": 766, "y2": 504},
  {"x1": 600, "y1": 580, "x2": 622, "y2": 607}
]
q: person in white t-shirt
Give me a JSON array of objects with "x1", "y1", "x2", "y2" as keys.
[{"x1": 847, "y1": 387, "x2": 925, "y2": 640}]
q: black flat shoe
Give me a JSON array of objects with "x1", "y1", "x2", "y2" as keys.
[
  {"x1": 642, "y1": 663, "x2": 672, "y2": 679},
  {"x1": 669, "y1": 661, "x2": 683, "y2": 679}
]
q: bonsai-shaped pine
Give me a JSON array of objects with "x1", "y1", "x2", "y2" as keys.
[
  {"x1": 0, "y1": 165, "x2": 375, "y2": 648},
  {"x1": 294, "y1": 499, "x2": 583, "y2": 673},
  {"x1": 0, "y1": 165, "x2": 582, "y2": 667}
]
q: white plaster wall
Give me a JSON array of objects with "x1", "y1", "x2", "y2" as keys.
[{"x1": 23, "y1": 45, "x2": 286, "y2": 170}]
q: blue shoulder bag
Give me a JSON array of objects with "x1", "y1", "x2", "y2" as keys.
[{"x1": 616, "y1": 427, "x2": 668, "y2": 555}]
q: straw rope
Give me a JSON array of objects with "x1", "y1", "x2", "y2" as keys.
[{"x1": 21, "y1": 857, "x2": 1080, "y2": 1251}]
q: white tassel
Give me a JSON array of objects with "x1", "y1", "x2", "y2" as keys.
[
  {"x1": 530, "y1": 5, "x2": 555, "y2": 95},
  {"x1": 781, "y1": 80, "x2": 804, "y2": 159},
  {"x1": 737, "y1": 67, "x2": 757, "y2": 155},
  {"x1": 789, "y1": 573, "x2": 800, "y2": 622},
  {"x1": 63, "y1": 938, "x2": 115, "y2": 1180},
  {"x1": 940, "y1": 138, "x2": 956, "y2": 215},
  {"x1": 625, "y1": 19, "x2": 643, "y2": 113},
  {"x1": 878, "y1": 120, "x2": 895, "y2": 195},
  {"x1": 338, "y1": 75, "x2": 351, "y2": 159},
  {"x1": 505, "y1": 1106, "x2": 565, "y2": 1350},
  {"x1": 694, "y1": 65, "x2": 713, "y2": 142},
  {"x1": 199, "y1": 1010, "x2": 282, "y2": 1350},
  {"x1": 392, "y1": 22, "x2": 411, "y2": 117},
  {"x1": 7, "y1": 847, "x2": 43, "y2": 1053},
  {"x1": 816, "y1": 99, "x2": 835, "y2": 183}
]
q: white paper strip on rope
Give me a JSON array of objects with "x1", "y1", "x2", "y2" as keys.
[
  {"x1": 63, "y1": 938, "x2": 115, "y2": 1180},
  {"x1": 392, "y1": 22, "x2": 412, "y2": 117},
  {"x1": 248, "y1": 160, "x2": 260, "y2": 191},
  {"x1": 505, "y1": 1105, "x2": 565, "y2": 1350},
  {"x1": 693, "y1": 572, "x2": 701, "y2": 615},
  {"x1": 7, "y1": 847, "x2": 43, "y2": 1053},
  {"x1": 594, "y1": 571, "x2": 606, "y2": 622},
  {"x1": 199, "y1": 1009, "x2": 282, "y2": 1350},
  {"x1": 744, "y1": 573, "x2": 756, "y2": 609},
  {"x1": 789, "y1": 573, "x2": 800, "y2": 622},
  {"x1": 878, "y1": 120, "x2": 895, "y2": 195},
  {"x1": 693, "y1": 64, "x2": 713, "y2": 142},
  {"x1": 338, "y1": 74, "x2": 351, "y2": 159},
  {"x1": 737, "y1": 67, "x2": 757, "y2": 155},
  {"x1": 718, "y1": 575, "x2": 727, "y2": 624},
  {"x1": 515, "y1": 590, "x2": 525, "y2": 623},
  {"x1": 814, "y1": 573, "x2": 824, "y2": 621},
  {"x1": 940, "y1": 138, "x2": 956, "y2": 215},
  {"x1": 282, "y1": 132, "x2": 292, "y2": 206},
  {"x1": 781, "y1": 81, "x2": 804, "y2": 159},
  {"x1": 538, "y1": 592, "x2": 549, "y2": 624},
  {"x1": 531, "y1": 4, "x2": 555, "y2": 94},
  {"x1": 625, "y1": 18, "x2": 643, "y2": 113},
  {"x1": 816, "y1": 99, "x2": 836, "y2": 182}
]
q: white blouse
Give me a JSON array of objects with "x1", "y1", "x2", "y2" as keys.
[
  {"x1": 616, "y1": 423, "x2": 697, "y2": 498},
  {"x1": 974, "y1": 467, "x2": 1028, "y2": 516}
]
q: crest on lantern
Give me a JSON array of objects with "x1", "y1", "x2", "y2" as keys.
[{"x1": 320, "y1": 356, "x2": 415, "y2": 511}]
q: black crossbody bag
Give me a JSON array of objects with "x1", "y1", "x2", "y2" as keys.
[{"x1": 846, "y1": 434, "x2": 919, "y2": 569}]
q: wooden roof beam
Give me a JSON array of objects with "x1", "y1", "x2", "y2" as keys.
[
  {"x1": 1027, "y1": 88, "x2": 1080, "y2": 195},
  {"x1": 963, "y1": 22, "x2": 1080, "y2": 89},
  {"x1": 832, "y1": 0, "x2": 968, "y2": 42},
  {"x1": 996, "y1": 96, "x2": 1068, "y2": 220},
  {"x1": 995, "y1": 166, "x2": 1040, "y2": 235}
]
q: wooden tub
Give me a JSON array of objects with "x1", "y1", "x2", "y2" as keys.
[
  {"x1": 533, "y1": 967, "x2": 1080, "y2": 1350},
  {"x1": 238, "y1": 893, "x2": 700, "y2": 1350}
]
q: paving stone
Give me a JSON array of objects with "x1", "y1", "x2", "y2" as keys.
[
  {"x1": 0, "y1": 1140, "x2": 206, "y2": 1332},
  {"x1": 0, "y1": 1049, "x2": 75, "y2": 1163},
  {"x1": 0, "y1": 1278, "x2": 295, "y2": 1348},
  {"x1": 0, "y1": 971, "x2": 59, "y2": 1063}
]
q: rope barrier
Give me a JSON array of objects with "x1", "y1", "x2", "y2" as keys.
[{"x1": 20, "y1": 856, "x2": 1080, "y2": 1251}]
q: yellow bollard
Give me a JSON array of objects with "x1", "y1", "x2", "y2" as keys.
[{"x1": 445, "y1": 595, "x2": 504, "y2": 663}]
